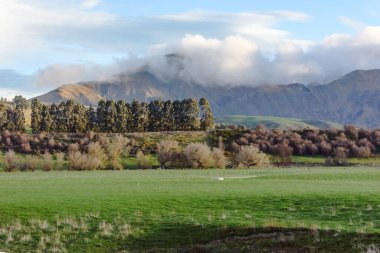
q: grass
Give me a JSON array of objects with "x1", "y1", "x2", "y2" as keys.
[
  {"x1": 215, "y1": 115, "x2": 342, "y2": 129},
  {"x1": 0, "y1": 167, "x2": 380, "y2": 252}
]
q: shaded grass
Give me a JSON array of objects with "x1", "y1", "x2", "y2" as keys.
[{"x1": 0, "y1": 168, "x2": 379, "y2": 251}]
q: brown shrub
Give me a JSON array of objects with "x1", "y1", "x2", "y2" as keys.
[
  {"x1": 41, "y1": 152, "x2": 53, "y2": 171},
  {"x1": 211, "y1": 148, "x2": 226, "y2": 169},
  {"x1": 3, "y1": 150, "x2": 17, "y2": 172},
  {"x1": 55, "y1": 152, "x2": 65, "y2": 170},
  {"x1": 235, "y1": 145, "x2": 270, "y2": 168},
  {"x1": 157, "y1": 140, "x2": 181, "y2": 169},
  {"x1": 184, "y1": 143, "x2": 214, "y2": 169},
  {"x1": 68, "y1": 151, "x2": 102, "y2": 171},
  {"x1": 136, "y1": 150, "x2": 152, "y2": 169}
]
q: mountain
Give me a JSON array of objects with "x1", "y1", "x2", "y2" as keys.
[
  {"x1": 34, "y1": 69, "x2": 380, "y2": 128},
  {"x1": 215, "y1": 115, "x2": 342, "y2": 130}
]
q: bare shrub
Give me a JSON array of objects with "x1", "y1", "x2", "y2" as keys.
[
  {"x1": 211, "y1": 148, "x2": 226, "y2": 169},
  {"x1": 68, "y1": 151, "x2": 102, "y2": 171},
  {"x1": 273, "y1": 142, "x2": 293, "y2": 167},
  {"x1": 88, "y1": 142, "x2": 107, "y2": 169},
  {"x1": 55, "y1": 152, "x2": 65, "y2": 170},
  {"x1": 184, "y1": 143, "x2": 214, "y2": 169},
  {"x1": 235, "y1": 145, "x2": 270, "y2": 168},
  {"x1": 157, "y1": 140, "x2": 181, "y2": 169},
  {"x1": 4, "y1": 150, "x2": 17, "y2": 172},
  {"x1": 105, "y1": 136, "x2": 129, "y2": 170},
  {"x1": 41, "y1": 152, "x2": 53, "y2": 171},
  {"x1": 136, "y1": 151, "x2": 152, "y2": 169},
  {"x1": 326, "y1": 147, "x2": 349, "y2": 166}
]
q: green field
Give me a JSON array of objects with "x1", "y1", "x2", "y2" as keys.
[
  {"x1": 216, "y1": 115, "x2": 342, "y2": 129},
  {"x1": 0, "y1": 168, "x2": 380, "y2": 252}
]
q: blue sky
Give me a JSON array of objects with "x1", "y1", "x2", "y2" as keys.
[{"x1": 1, "y1": 0, "x2": 380, "y2": 98}]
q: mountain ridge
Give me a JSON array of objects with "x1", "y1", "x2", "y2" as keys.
[{"x1": 33, "y1": 69, "x2": 380, "y2": 128}]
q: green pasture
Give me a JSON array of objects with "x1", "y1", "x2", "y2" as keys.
[{"x1": 0, "y1": 168, "x2": 380, "y2": 252}]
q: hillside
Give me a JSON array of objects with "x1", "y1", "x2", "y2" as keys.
[
  {"x1": 34, "y1": 69, "x2": 380, "y2": 128},
  {"x1": 215, "y1": 115, "x2": 342, "y2": 129}
]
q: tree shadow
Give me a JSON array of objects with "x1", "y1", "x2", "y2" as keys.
[{"x1": 122, "y1": 224, "x2": 380, "y2": 253}]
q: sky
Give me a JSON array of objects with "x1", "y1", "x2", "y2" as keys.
[{"x1": 2, "y1": 0, "x2": 380, "y2": 99}]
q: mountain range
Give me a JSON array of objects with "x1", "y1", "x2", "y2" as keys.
[{"x1": 34, "y1": 69, "x2": 380, "y2": 128}]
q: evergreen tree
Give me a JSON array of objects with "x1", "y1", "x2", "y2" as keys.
[
  {"x1": 72, "y1": 103, "x2": 88, "y2": 133},
  {"x1": 12, "y1": 95, "x2": 28, "y2": 110},
  {"x1": 56, "y1": 102, "x2": 67, "y2": 132},
  {"x1": 105, "y1": 100, "x2": 117, "y2": 133},
  {"x1": 97, "y1": 100, "x2": 107, "y2": 132},
  {"x1": 64, "y1": 100, "x2": 75, "y2": 132},
  {"x1": 12, "y1": 108, "x2": 26, "y2": 131},
  {"x1": 182, "y1": 98, "x2": 200, "y2": 131},
  {"x1": 40, "y1": 104, "x2": 53, "y2": 132},
  {"x1": 116, "y1": 100, "x2": 128, "y2": 133},
  {"x1": 173, "y1": 100, "x2": 183, "y2": 131},
  {"x1": 162, "y1": 100, "x2": 174, "y2": 131},
  {"x1": 87, "y1": 106, "x2": 98, "y2": 132},
  {"x1": 130, "y1": 99, "x2": 141, "y2": 132},
  {"x1": 49, "y1": 103, "x2": 59, "y2": 132},
  {"x1": 31, "y1": 99, "x2": 42, "y2": 133},
  {"x1": 140, "y1": 102, "x2": 150, "y2": 132},
  {"x1": 199, "y1": 97, "x2": 215, "y2": 130},
  {"x1": 148, "y1": 99, "x2": 164, "y2": 132}
]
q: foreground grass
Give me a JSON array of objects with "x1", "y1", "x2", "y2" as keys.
[{"x1": 0, "y1": 168, "x2": 380, "y2": 252}]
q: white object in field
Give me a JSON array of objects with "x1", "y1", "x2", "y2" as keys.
[{"x1": 214, "y1": 177, "x2": 224, "y2": 181}]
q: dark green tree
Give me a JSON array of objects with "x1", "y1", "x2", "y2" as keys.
[
  {"x1": 162, "y1": 100, "x2": 174, "y2": 131},
  {"x1": 40, "y1": 104, "x2": 53, "y2": 132},
  {"x1": 31, "y1": 99, "x2": 42, "y2": 133},
  {"x1": 97, "y1": 100, "x2": 107, "y2": 132},
  {"x1": 72, "y1": 103, "x2": 88, "y2": 133},
  {"x1": 49, "y1": 103, "x2": 59, "y2": 132},
  {"x1": 182, "y1": 98, "x2": 200, "y2": 131},
  {"x1": 199, "y1": 97, "x2": 214, "y2": 130},
  {"x1": 12, "y1": 95, "x2": 28, "y2": 110},
  {"x1": 116, "y1": 100, "x2": 131, "y2": 133},
  {"x1": 105, "y1": 100, "x2": 117, "y2": 133},
  {"x1": 173, "y1": 100, "x2": 183, "y2": 131},
  {"x1": 148, "y1": 99, "x2": 164, "y2": 132},
  {"x1": 87, "y1": 106, "x2": 98, "y2": 132}
]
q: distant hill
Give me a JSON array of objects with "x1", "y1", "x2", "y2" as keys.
[
  {"x1": 216, "y1": 115, "x2": 342, "y2": 130},
  {"x1": 34, "y1": 69, "x2": 380, "y2": 128}
]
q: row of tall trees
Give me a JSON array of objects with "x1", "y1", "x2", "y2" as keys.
[{"x1": 31, "y1": 98, "x2": 214, "y2": 133}]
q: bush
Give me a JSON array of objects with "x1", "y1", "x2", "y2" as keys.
[
  {"x1": 41, "y1": 152, "x2": 53, "y2": 171},
  {"x1": 235, "y1": 145, "x2": 270, "y2": 168},
  {"x1": 88, "y1": 142, "x2": 107, "y2": 169},
  {"x1": 211, "y1": 148, "x2": 226, "y2": 169},
  {"x1": 136, "y1": 150, "x2": 152, "y2": 169},
  {"x1": 55, "y1": 152, "x2": 65, "y2": 170},
  {"x1": 68, "y1": 151, "x2": 103, "y2": 171},
  {"x1": 326, "y1": 147, "x2": 349, "y2": 166},
  {"x1": 3, "y1": 150, "x2": 17, "y2": 172},
  {"x1": 157, "y1": 140, "x2": 181, "y2": 169},
  {"x1": 184, "y1": 143, "x2": 214, "y2": 169}
]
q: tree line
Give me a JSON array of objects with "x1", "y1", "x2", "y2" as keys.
[{"x1": 30, "y1": 98, "x2": 214, "y2": 133}]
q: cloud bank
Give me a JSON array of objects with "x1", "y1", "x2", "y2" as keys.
[
  {"x1": 1, "y1": 0, "x2": 380, "y2": 94},
  {"x1": 33, "y1": 26, "x2": 380, "y2": 88}
]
